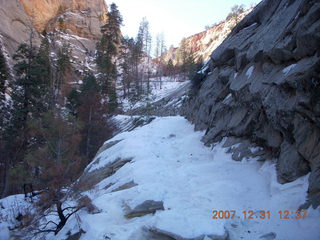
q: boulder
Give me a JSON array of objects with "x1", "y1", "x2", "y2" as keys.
[{"x1": 124, "y1": 200, "x2": 164, "y2": 219}]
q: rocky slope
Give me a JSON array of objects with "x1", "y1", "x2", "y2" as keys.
[
  {"x1": 163, "y1": 9, "x2": 251, "y2": 64},
  {"x1": 0, "y1": 0, "x2": 107, "y2": 76},
  {"x1": 182, "y1": 0, "x2": 320, "y2": 208}
]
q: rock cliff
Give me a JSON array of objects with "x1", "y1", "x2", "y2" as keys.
[
  {"x1": 20, "y1": 0, "x2": 107, "y2": 39},
  {"x1": 163, "y1": 9, "x2": 250, "y2": 64},
  {"x1": 182, "y1": 0, "x2": 320, "y2": 208},
  {"x1": 0, "y1": 0, "x2": 107, "y2": 75}
]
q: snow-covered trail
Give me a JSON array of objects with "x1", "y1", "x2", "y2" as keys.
[{"x1": 54, "y1": 116, "x2": 320, "y2": 240}]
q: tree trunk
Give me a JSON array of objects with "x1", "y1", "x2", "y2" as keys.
[
  {"x1": 55, "y1": 201, "x2": 67, "y2": 235},
  {"x1": 86, "y1": 106, "x2": 93, "y2": 159}
]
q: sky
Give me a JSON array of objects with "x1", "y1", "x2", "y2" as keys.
[{"x1": 105, "y1": 0, "x2": 262, "y2": 48}]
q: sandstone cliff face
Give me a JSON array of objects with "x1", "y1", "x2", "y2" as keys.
[
  {"x1": 182, "y1": 0, "x2": 320, "y2": 207},
  {"x1": 163, "y1": 9, "x2": 250, "y2": 64},
  {"x1": 0, "y1": 0, "x2": 108, "y2": 80},
  {"x1": 0, "y1": 0, "x2": 39, "y2": 59},
  {"x1": 20, "y1": 0, "x2": 107, "y2": 40}
]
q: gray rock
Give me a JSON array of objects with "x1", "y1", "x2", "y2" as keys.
[
  {"x1": 95, "y1": 140, "x2": 123, "y2": 158},
  {"x1": 277, "y1": 141, "x2": 310, "y2": 182},
  {"x1": 182, "y1": 0, "x2": 320, "y2": 206},
  {"x1": 143, "y1": 227, "x2": 228, "y2": 240},
  {"x1": 125, "y1": 200, "x2": 164, "y2": 219},
  {"x1": 308, "y1": 165, "x2": 320, "y2": 208},
  {"x1": 259, "y1": 232, "x2": 276, "y2": 240},
  {"x1": 111, "y1": 181, "x2": 138, "y2": 192},
  {"x1": 77, "y1": 157, "x2": 133, "y2": 191}
]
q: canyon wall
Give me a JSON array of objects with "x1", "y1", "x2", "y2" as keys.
[
  {"x1": 163, "y1": 9, "x2": 250, "y2": 64},
  {"x1": 182, "y1": 0, "x2": 320, "y2": 208}
]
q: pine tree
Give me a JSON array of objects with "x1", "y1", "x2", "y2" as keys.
[
  {"x1": 0, "y1": 46, "x2": 10, "y2": 197},
  {"x1": 67, "y1": 73, "x2": 113, "y2": 159},
  {"x1": 0, "y1": 47, "x2": 8, "y2": 104},
  {"x1": 3, "y1": 38, "x2": 52, "y2": 195},
  {"x1": 96, "y1": 3, "x2": 123, "y2": 112},
  {"x1": 177, "y1": 38, "x2": 196, "y2": 79},
  {"x1": 37, "y1": 37, "x2": 53, "y2": 108},
  {"x1": 24, "y1": 109, "x2": 86, "y2": 235},
  {"x1": 55, "y1": 42, "x2": 72, "y2": 103}
]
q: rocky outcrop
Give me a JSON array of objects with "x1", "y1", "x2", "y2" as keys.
[
  {"x1": 124, "y1": 200, "x2": 164, "y2": 219},
  {"x1": 20, "y1": 0, "x2": 107, "y2": 39},
  {"x1": 0, "y1": 0, "x2": 108, "y2": 83},
  {"x1": 182, "y1": 0, "x2": 320, "y2": 207},
  {"x1": 0, "y1": 0, "x2": 40, "y2": 58}
]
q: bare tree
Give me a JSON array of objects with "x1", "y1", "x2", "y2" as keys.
[{"x1": 155, "y1": 33, "x2": 166, "y2": 89}]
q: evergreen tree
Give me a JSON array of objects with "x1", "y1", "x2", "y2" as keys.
[
  {"x1": 0, "y1": 46, "x2": 9, "y2": 197},
  {"x1": 23, "y1": 109, "x2": 86, "y2": 235},
  {"x1": 120, "y1": 37, "x2": 141, "y2": 98},
  {"x1": 67, "y1": 73, "x2": 113, "y2": 159},
  {"x1": 96, "y1": 3, "x2": 123, "y2": 112},
  {"x1": 55, "y1": 42, "x2": 72, "y2": 103},
  {"x1": 37, "y1": 37, "x2": 53, "y2": 108},
  {"x1": 0, "y1": 47, "x2": 8, "y2": 104},
  {"x1": 3, "y1": 39, "x2": 52, "y2": 195},
  {"x1": 177, "y1": 38, "x2": 196, "y2": 79}
]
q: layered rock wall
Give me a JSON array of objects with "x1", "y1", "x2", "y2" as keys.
[
  {"x1": 0, "y1": 0, "x2": 107, "y2": 56},
  {"x1": 182, "y1": 0, "x2": 320, "y2": 207},
  {"x1": 20, "y1": 0, "x2": 107, "y2": 39},
  {"x1": 163, "y1": 9, "x2": 250, "y2": 64}
]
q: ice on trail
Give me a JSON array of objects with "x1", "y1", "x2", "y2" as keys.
[
  {"x1": 282, "y1": 64, "x2": 297, "y2": 76},
  {"x1": 59, "y1": 117, "x2": 319, "y2": 240},
  {"x1": 1, "y1": 117, "x2": 319, "y2": 240},
  {"x1": 246, "y1": 66, "x2": 254, "y2": 78}
]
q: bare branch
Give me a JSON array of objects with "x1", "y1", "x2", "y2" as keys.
[{"x1": 40, "y1": 220, "x2": 58, "y2": 230}]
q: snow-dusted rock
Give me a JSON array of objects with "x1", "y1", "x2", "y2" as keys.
[
  {"x1": 125, "y1": 200, "x2": 164, "y2": 219},
  {"x1": 182, "y1": 0, "x2": 320, "y2": 207}
]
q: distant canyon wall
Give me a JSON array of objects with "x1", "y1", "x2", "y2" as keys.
[{"x1": 163, "y1": 9, "x2": 251, "y2": 65}]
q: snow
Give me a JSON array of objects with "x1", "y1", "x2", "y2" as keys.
[
  {"x1": 234, "y1": 72, "x2": 238, "y2": 79},
  {"x1": 222, "y1": 93, "x2": 232, "y2": 104},
  {"x1": 57, "y1": 117, "x2": 319, "y2": 240},
  {"x1": 0, "y1": 194, "x2": 33, "y2": 239},
  {"x1": 246, "y1": 66, "x2": 254, "y2": 78},
  {"x1": 282, "y1": 64, "x2": 297, "y2": 76},
  {"x1": 197, "y1": 65, "x2": 209, "y2": 74},
  {"x1": 120, "y1": 78, "x2": 189, "y2": 112},
  {"x1": 241, "y1": 22, "x2": 258, "y2": 31},
  {"x1": 1, "y1": 117, "x2": 320, "y2": 239}
]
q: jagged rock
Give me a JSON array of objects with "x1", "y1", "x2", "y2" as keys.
[
  {"x1": 142, "y1": 227, "x2": 228, "y2": 240},
  {"x1": 277, "y1": 141, "x2": 310, "y2": 182},
  {"x1": 124, "y1": 200, "x2": 164, "y2": 219},
  {"x1": 182, "y1": 0, "x2": 320, "y2": 207},
  {"x1": 66, "y1": 229, "x2": 86, "y2": 240},
  {"x1": 307, "y1": 165, "x2": 320, "y2": 208},
  {"x1": 95, "y1": 140, "x2": 123, "y2": 158},
  {"x1": 111, "y1": 181, "x2": 138, "y2": 192},
  {"x1": 77, "y1": 157, "x2": 133, "y2": 191}
]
